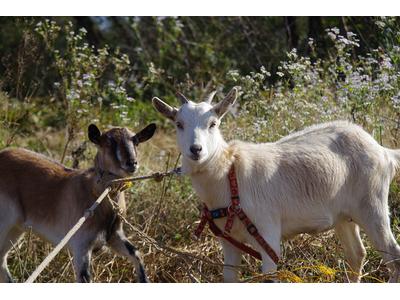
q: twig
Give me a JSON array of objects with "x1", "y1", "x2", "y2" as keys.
[{"x1": 109, "y1": 167, "x2": 181, "y2": 185}]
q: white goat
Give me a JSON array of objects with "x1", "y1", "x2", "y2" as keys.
[{"x1": 152, "y1": 87, "x2": 400, "y2": 282}]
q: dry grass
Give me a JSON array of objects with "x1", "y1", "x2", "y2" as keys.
[{"x1": 4, "y1": 124, "x2": 400, "y2": 283}]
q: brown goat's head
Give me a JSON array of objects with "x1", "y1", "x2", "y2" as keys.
[{"x1": 88, "y1": 123, "x2": 156, "y2": 177}]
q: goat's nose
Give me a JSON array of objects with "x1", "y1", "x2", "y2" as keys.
[
  {"x1": 126, "y1": 160, "x2": 137, "y2": 170},
  {"x1": 190, "y1": 144, "x2": 202, "y2": 155},
  {"x1": 126, "y1": 160, "x2": 137, "y2": 166}
]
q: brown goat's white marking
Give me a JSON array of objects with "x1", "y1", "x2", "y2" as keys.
[{"x1": 153, "y1": 88, "x2": 400, "y2": 282}]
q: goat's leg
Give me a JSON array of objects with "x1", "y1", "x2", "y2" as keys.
[
  {"x1": 220, "y1": 239, "x2": 242, "y2": 282},
  {"x1": 335, "y1": 221, "x2": 366, "y2": 282},
  {"x1": 0, "y1": 230, "x2": 12, "y2": 283},
  {"x1": 71, "y1": 246, "x2": 92, "y2": 283},
  {"x1": 257, "y1": 227, "x2": 281, "y2": 282},
  {"x1": 108, "y1": 229, "x2": 148, "y2": 283},
  {"x1": 261, "y1": 254, "x2": 278, "y2": 282},
  {"x1": 0, "y1": 227, "x2": 24, "y2": 283},
  {"x1": 356, "y1": 199, "x2": 400, "y2": 282}
]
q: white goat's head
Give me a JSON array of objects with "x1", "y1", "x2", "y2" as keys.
[{"x1": 152, "y1": 87, "x2": 238, "y2": 165}]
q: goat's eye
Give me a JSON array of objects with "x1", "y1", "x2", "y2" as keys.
[
  {"x1": 209, "y1": 121, "x2": 217, "y2": 129},
  {"x1": 176, "y1": 122, "x2": 184, "y2": 130}
]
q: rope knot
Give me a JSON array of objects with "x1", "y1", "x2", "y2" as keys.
[{"x1": 153, "y1": 172, "x2": 164, "y2": 182}]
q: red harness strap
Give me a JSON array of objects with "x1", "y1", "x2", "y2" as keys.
[{"x1": 194, "y1": 164, "x2": 279, "y2": 264}]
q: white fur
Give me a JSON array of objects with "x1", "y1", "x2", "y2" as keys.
[{"x1": 153, "y1": 89, "x2": 400, "y2": 282}]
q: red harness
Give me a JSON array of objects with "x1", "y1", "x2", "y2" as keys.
[{"x1": 194, "y1": 164, "x2": 279, "y2": 264}]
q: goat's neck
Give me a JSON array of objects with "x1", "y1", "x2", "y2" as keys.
[
  {"x1": 90, "y1": 154, "x2": 120, "y2": 195},
  {"x1": 184, "y1": 139, "x2": 235, "y2": 209}
]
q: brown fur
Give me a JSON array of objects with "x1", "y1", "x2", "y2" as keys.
[
  {"x1": 0, "y1": 149, "x2": 109, "y2": 229},
  {"x1": 0, "y1": 124, "x2": 156, "y2": 283}
]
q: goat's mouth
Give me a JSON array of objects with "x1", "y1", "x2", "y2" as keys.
[
  {"x1": 190, "y1": 154, "x2": 201, "y2": 161},
  {"x1": 121, "y1": 166, "x2": 137, "y2": 175},
  {"x1": 127, "y1": 167, "x2": 137, "y2": 174}
]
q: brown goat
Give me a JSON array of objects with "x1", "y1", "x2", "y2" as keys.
[{"x1": 0, "y1": 123, "x2": 156, "y2": 283}]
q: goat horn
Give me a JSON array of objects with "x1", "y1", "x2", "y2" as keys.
[
  {"x1": 204, "y1": 91, "x2": 217, "y2": 104},
  {"x1": 176, "y1": 92, "x2": 189, "y2": 105}
]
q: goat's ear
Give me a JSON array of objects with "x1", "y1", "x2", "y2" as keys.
[
  {"x1": 213, "y1": 87, "x2": 238, "y2": 118},
  {"x1": 88, "y1": 124, "x2": 101, "y2": 145},
  {"x1": 152, "y1": 97, "x2": 178, "y2": 121},
  {"x1": 133, "y1": 123, "x2": 157, "y2": 144}
]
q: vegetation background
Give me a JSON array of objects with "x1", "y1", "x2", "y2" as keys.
[{"x1": 1, "y1": 16, "x2": 400, "y2": 282}]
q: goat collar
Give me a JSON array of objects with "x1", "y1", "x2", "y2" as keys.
[
  {"x1": 95, "y1": 167, "x2": 120, "y2": 184},
  {"x1": 93, "y1": 154, "x2": 123, "y2": 185},
  {"x1": 91, "y1": 167, "x2": 128, "y2": 198},
  {"x1": 194, "y1": 163, "x2": 280, "y2": 264}
]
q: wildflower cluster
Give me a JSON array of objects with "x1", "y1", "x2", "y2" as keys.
[
  {"x1": 224, "y1": 18, "x2": 400, "y2": 147},
  {"x1": 35, "y1": 20, "x2": 138, "y2": 161}
]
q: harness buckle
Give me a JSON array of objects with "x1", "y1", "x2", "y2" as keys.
[
  {"x1": 203, "y1": 208, "x2": 212, "y2": 219},
  {"x1": 247, "y1": 224, "x2": 258, "y2": 235},
  {"x1": 228, "y1": 202, "x2": 241, "y2": 214}
]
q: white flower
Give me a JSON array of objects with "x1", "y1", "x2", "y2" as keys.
[
  {"x1": 66, "y1": 89, "x2": 80, "y2": 101},
  {"x1": 346, "y1": 32, "x2": 357, "y2": 38},
  {"x1": 392, "y1": 94, "x2": 400, "y2": 108},
  {"x1": 331, "y1": 27, "x2": 340, "y2": 34},
  {"x1": 375, "y1": 20, "x2": 386, "y2": 28},
  {"x1": 260, "y1": 66, "x2": 271, "y2": 77},
  {"x1": 381, "y1": 57, "x2": 393, "y2": 69},
  {"x1": 83, "y1": 74, "x2": 91, "y2": 80},
  {"x1": 327, "y1": 32, "x2": 336, "y2": 41}
]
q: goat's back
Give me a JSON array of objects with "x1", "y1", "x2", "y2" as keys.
[
  {"x1": 229, "y1": 121, "x2": 399, "y2": 236},
  {"x1": 0, "y1": 148, "x2": 85, "y2": 229}
]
